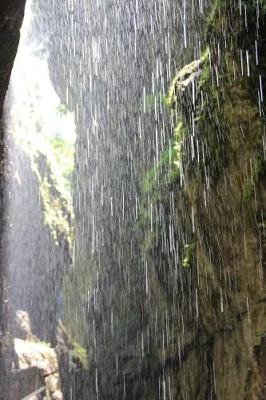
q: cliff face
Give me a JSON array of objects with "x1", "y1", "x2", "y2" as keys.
[
  {"x1": 7, "y1": 143, "x2": 72, "y2": 345},
  {"x1": 0, "y1": 2, "x2": 26, "y2": 399},
  {"x1": 163, "y1": 1, "x2": 266, "y2": 398},
  {"x1": 0, "y1": 1, "x2": 26, "y2": 119}
]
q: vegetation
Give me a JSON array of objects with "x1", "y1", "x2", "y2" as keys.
[
  {"x1": 11, "y1": 102, "x2": 75, "y2": 244},
  {"x1": 182, "y1": 242, "x2": 195, "y2": 268},
  {"x1": 141, "y1": 130, "x2": 182, "y2": 196},
  {"x1": 144, "y1": 92, "x2": 170, "y2": 111},
  {"x1": 243, "y1": 158, "x2": 266, "y2": 202},
  {"x1": 73, "y1": 341, "x2": 88, "y2": 370},
  {"x1": 50, "y1": 134, "x2": 75, "y2": 193},
  {"x1": 139, "y1": 122, "x2": 185, "y2": 246}
]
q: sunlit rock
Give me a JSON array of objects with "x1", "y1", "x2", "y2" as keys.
[
  {"x1": 170, "y1": 59, "x2": 202, "y2": 93},
  {"x1": 14, "y1": 310, "x2": 33, "y2": 341},
  {"x1": 14, "y1": 338, "x2": 62, "y2": 399}
]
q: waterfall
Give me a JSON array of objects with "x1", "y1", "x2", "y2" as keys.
[{"x1": 2, "y1": 0, "x2": 266, "y2": 399}]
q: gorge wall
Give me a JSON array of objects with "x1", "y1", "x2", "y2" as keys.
[
  {"x1": 7, "y1": 143, "x2": 72, "y2": 345},
  {"x1": 0, "y1": 2, "x2": 26, "y2": 399},
  {"x1": 165, "y1": 2, "x2": 266, "y2": 398}
]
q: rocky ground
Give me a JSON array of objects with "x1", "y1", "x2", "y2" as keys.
[{"x1": 11, "y1": 310, "x2": 63, "y2": 400}]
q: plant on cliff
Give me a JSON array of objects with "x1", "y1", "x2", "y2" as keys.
[
  {"x1": 50, "y1": 134, "x2": 75, "y2": 193},
  {"x1": 139, "y1": 121, "x2": 184, "y2": 249}
]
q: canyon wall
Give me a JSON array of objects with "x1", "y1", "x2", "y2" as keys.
[{"x1": 0, "y1": 2, "x2": 26, "y2": 399}]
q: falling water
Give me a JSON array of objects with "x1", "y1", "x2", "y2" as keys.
[
  {"x1": 6, "y1": 0, "x2": 75, "y2": 343},
  {"x1": 3, "y1": 0, "x2": 266, "y2": 399}
]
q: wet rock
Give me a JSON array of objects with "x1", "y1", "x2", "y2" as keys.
[
  {"x1": 56, "y1": 320, "x2": 89, "y2": 399},
  {"x1": 51, "y1": 390, "x2": 63, "y2": 400},
  {"x1": 8, "y1": 145, "x2": 72, "y2": 345},
  {"x1": 0, "y1": 1, "x2": 27, "y2": 399},
  {"x1": 164, "y1": 2, "x2": 266, "y2": 398},
  {"x1": 0, "y1": 0, "x2": 26, "y2": 117},
  {"x1": 15, "y1": 338, "x2": 57, "y2": 374},
  {"x1": 169, "y1": 59, "x2": 202, "y2": 99},
  {"x1": 14, "y1": 310, "x2": 33, "y2": 340},
  {"x1": 14, "y1": 338, "x2": 62, "y2": 398},
  {"x1": 8, "y1": 367, "x2": 44, "y2": 400},
  {"x1": 45, "y1": 373, "x2": 60, "y2": 393}
]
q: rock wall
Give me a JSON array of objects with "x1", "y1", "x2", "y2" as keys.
[
  {"x1": 10, "y1": 310, "x2": 63, "y2": 400},
  {"x1": 164, "y1": 1, "x2": 266, "y2": 398},
  {"x1": 0, "y1": 1, "x2": 26, "y2": 119},
  {"x1": 0, "y1": 2, "x2": 26, "y2": 399},
  {"x1": 7, "y1": 143, "x2": 72, "y2": 345}
]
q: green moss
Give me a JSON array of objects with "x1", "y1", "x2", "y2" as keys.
[
  {"x1": 142, "y1": 122, "x2": 185, "y2": 195},
  {"x1": 243, "y1": 159, "x2": 265, "y2": 202},
  {"x1": 182, "y1": 242, "x2": 195, "y2": 269},
  {"x1": 50, "y1": 135, "x2": 75, "y2": 193},
  {"x1": 139, "y1": 122, "x2": 185, "y2": 251},
  {"x1": 29, "y1": 152, "x2": 72, "y2": 246},
  {"x1": 11, "y1": 125, "x2": 73, "y2": 247},
  {"x1": 145, "y1": 91, "x2": 170, "y2": 111},
  {"x1": 73, "y1": 341, "x2": 88, "y2": 370},
  {"x1": 165, "y1": 44, "x2": 230, "y2": 184},
  {"x1": 40, "y1": 178, "x2": 71, "y2": 243},
  {"x1": 198, "y1": 48, "x2": 210, "y2": 90},
  {"x1": 206, "y1": 0, "x2": 227, "y2": 27}
]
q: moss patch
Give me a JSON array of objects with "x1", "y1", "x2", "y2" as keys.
[
  {"x1": 30, "y1": 152, "x2": 72, "y2": 246},
  {"x1": 72, "y1": 341, "x2": 88, "y2": 370},
  {"x1": 139, "y1": 122, "x2": 185, "y2": 252}
]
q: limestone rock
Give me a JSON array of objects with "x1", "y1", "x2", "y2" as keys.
[
  {"x1": 172, "y1": 59, "x2": 202, "y2": 92},
  {"x1": 14, "y1": 338, "x2": 62, "y2": 398},
  {"x1": 14, "y1": 338, "x2": 57, "y2": 375},
  {"x1": 14, "y1": 310, "x2": 33, "y2": 340},
  {"x1": 51, "y1": 390, "x2": 63, "y2": 400}
]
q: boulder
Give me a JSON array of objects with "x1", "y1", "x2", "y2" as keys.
[{"x1": 14, "y1": 310, "x2": 33, "y2": 340}]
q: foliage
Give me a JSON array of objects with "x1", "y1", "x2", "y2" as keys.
[
  {"x1": 50, "y1": 134, "x2": 75, "y2": 193},
  {"x1": 139, "y1": 122, "x2": 186, "y2": 254},
  {"x1": 142, "y1": 122, "x2": 185, "y2": 195}
]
